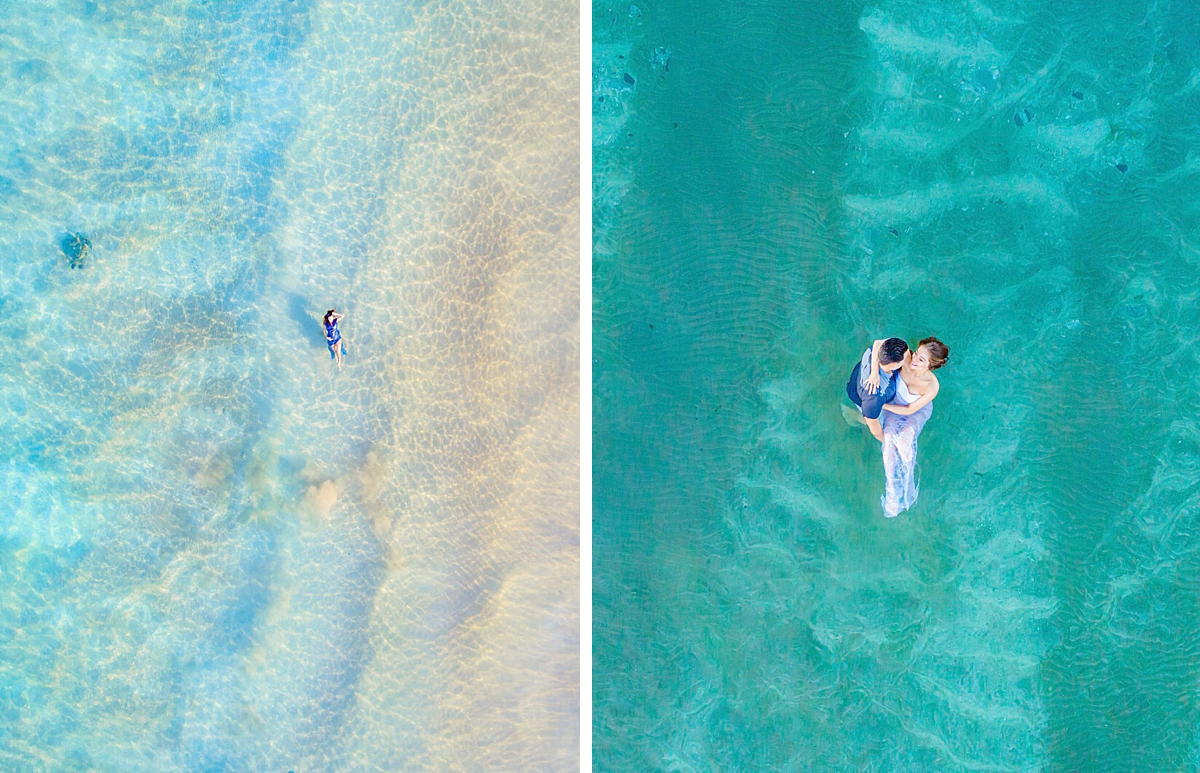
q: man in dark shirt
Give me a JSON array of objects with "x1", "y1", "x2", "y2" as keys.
[{"x1": 846, "y1": 337, "x2": 909, "y2": 442}]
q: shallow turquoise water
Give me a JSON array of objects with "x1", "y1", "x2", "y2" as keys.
[
  {"x1": 594, "y1": 0, "x2": 1200, "y2": 769},
  {"x1": 0, "y1": 0, "x2": 579, "y2": 770}
]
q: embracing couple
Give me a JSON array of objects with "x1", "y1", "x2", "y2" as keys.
[{"x1": 845, "y1": 336, "x2": 949, "y2": 518}]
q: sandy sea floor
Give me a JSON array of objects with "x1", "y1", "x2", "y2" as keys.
[
  {"x1": 594, "y1": 0, "x2": 1200, "y2": 769},
  {"x1": 0, "y1": 0, "x2": 578, "y2": 770}
]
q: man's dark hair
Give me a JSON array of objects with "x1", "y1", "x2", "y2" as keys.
[{"x1": 879, "y1": 337, "x2": 909, "y2": 365}]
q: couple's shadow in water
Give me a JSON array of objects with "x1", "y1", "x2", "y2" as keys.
[{"x1": 840, "y1": 404, "x2": 867, "y2": 427}]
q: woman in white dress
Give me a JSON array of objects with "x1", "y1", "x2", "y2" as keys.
[{"x1": 878, "y1": 337, "x2": 949, "y2": 517}]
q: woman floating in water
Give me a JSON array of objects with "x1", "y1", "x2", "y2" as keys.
[
  {"x1": 860, "y1": 336, "x2": 949, "y2": 517},
  {"x1": 323, "y1": 308, "x2": 346, "y2": 370}
]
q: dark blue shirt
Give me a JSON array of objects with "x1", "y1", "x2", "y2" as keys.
[{"x1": 846, "y1": 360, "x2": 897, "y2": 420}]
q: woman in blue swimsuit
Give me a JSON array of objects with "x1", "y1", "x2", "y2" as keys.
[{"x1": 323, "y1": 308, "x2": 345, "y2": 369}]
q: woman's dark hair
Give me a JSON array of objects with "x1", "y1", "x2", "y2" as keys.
[
  {"x1": 324, "y1": 309, "x2": 336, "y2": 324},
  {"x1": 879, "y1": 337, "x2": 909, "y2": 365},
  {"x1": 918, "y1": 336, "x2": 949, "y2": 370}
]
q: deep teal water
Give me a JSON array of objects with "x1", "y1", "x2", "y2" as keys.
[
  {"x1": 0, "y1": 0, "x2": 579, "y2": 770},
  {"x1": 594, "y1": 0, "x2": 1200, "y2": 769}
]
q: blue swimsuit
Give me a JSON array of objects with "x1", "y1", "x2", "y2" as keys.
[{"x1": 325, "y1": 318, "x2": 341, "y2": 345}]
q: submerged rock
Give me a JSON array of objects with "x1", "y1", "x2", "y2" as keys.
[
  {"x1": 651, "y1": 46, "x2": 672, "y2": 72},
  {"x1": 971, "y1": 66, "x2": 999, "y2": 93},
  {"x1": 1013, "y1": 107, "x2": 1035, "y2": 128},
  {"x1": 61, "y1": 232, "x2": 91, "y2": 269}
]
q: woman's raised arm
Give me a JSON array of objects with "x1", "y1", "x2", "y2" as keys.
[{"x1": 863, "y1": 339, "x2": 885, "y2": 394}]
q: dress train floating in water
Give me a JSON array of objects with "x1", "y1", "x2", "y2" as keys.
[{"x1": 880, "y1": 383, "x2": 932, "y2": 518}]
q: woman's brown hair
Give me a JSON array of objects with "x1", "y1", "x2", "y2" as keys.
[{"x1": 917, "y1": 336, "x2": 949, "y2": 370}]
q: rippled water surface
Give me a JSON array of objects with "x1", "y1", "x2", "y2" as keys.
[
  {"x1": 0, "y1": 0, "x2": 579, "y2": 769},
  {"x1": 594, "y1": 0, "x2": 1200, "y2": 770}
]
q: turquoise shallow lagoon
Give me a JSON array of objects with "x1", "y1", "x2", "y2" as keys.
[
  {"x1": 595, "y1": 0, "x2": 1200, "y2": 769},
  {"x1": 0, "y1": 0, "x2": 578, "y2": 770}
]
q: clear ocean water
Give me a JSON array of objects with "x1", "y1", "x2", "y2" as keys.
[
  {"x1": 594, "y1": 0, "x2": 1200, "y2": 770},
  {"x1": 0, "y1": 0, "x2": 578, "y2": 770}
]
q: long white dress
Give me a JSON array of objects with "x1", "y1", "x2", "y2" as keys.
[{"x1": 880, "y1": 373, "x2": 932, "y2": 518}]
